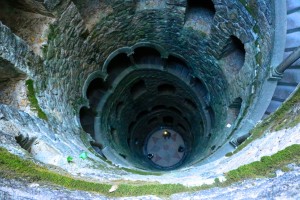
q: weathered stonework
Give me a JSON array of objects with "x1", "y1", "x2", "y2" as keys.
[{"x1": 2, "y1": 0, "x2": 296, "y2": 197}]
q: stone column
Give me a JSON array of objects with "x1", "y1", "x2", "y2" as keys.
[{"x1": 271, "y1": 46, "x2": 300, "y2": 80}]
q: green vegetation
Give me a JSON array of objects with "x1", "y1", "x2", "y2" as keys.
[
  {"x1": 226, "y1": 144, "x2": 300, "y2": 183},
  {"x1": 225, "y1": 152, "x2": 233, "y2": 157},
  {"x1": 230, "y1": 86, "x2": 300, "y2": 155},
  {"x1": 0, "y1": 147, "x2": 204, "y2": 197},
  {"x1": 255, "y1": 52, "x2": 262, "y2": 66},
  {"x1": 1, "y1": 143, "x2": 300, "y2": 197},
  {"x1": 238, "y1": 0, "x2": 257, "y2": 18},
  {"x1": 253, "y1": 24, "x2": 260, "y2": 35},
  {"x1": 47, "y1": 24, "x2": 59, "y2": 41},
  {"x1": 79, "y1": 131, "x2": 162, "y2": 176},
  {"x1": 26, "y1": 79, "x2": 48, "y2": 121},
  {"x1": 41, "y1": 44, "x2": 48, "y2": 56}
]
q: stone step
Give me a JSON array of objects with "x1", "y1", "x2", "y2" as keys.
[
  {"x1": 285, "y1": 32, "x2": 300, "y2": 49},
  {"x1": 264, "y1": 0, "x2": 300, "y2": 117},
  {"x1": 280, "y1": 68, "x2": 300, "y2": 83},
  {"x1": 272, "y1": 84, "x2": 296, "y2": 101},
  {"x1": 287, "y1": 12, "x2": 300, "y2": 31},
  {"x1": 272, "y1": 97, "x2": 285, "y2": 103},
  {"x1": 265, "y1": 99, "x2": 283, "y2": 114},
  {"x1": 287, "y1": 0, "x2": 300, "y2": 13},
  {"x1": 285, "y1": 46, "x2": 299, "y2": 53}
]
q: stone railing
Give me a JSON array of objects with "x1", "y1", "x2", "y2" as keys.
[{"x1": 271, "y1": 46, "x2": 300, "y2": 79}]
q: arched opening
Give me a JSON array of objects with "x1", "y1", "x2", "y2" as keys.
[
  {"x1": 148, "y1": 117, "x2": 159, "y2": 125},
  {"x1": 227, "y1": 97, "x2": 243, "y2": 124},
  {"x1": 184, "y1": 0, "x2": 216, "y2": 34},
  {"x1": 136, "y1": 110, "x2": 149, "y2": 120},
  {"x1": 116, "y1": 101, "x2": 124, "y2": 119},
  {"x1": 86, "y1": 78, "x2": 109, "y2": 108},
  {"x1": 128, "y1": 121, "x2": 136, "y2": 134},
  {"x1": 190, "y1": 77, "x2": 209, "y2": 97},
  {"x1": 166, "y1": 56, "x2": 192, "y2": 80},
  {"x1": 0, "y1": 58, "x2": 26, "y2": 108},
  {"x1": 219, "y1": 36, "x2": 246, "y2": 75},
  {"x1": 168, "y1": 107, "x2": 182, "y2": 116},
  {"x1": 163, "y1": 116, "x2": 174, "y2": 125},
  {"x1": 187, "y1": 0, "x2": 216, "y2": 12},
  {"x1": 133, "y1": 47, "x2": 162, "y2": 65},
  {"x1": 152, "y1": 105, "x2": 167, "y2": 112},
  {"x1": 106, "y1": 53, "x2": 131, "y2": 84},
  {"x1": 206, "y1": 106, "x2": 215, "y2": 127},
  {"x1": 79, "y1": 107, "x2": 96, "y2": 137},
  {"x1": 130, "y1": 80, "x2": 147, "y2": 100},
  {"x1": 157, "y1": 84, "x2": 176, "y2": 95},
  {"x1": 184, "y1": 98, "x2": 197, "y2": 110}
]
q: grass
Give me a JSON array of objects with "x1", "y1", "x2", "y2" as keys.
[
  {"x1": 225, "y1": 144, "x2": 300, "y2": 183},
  {"x1": 229, "y1": 86, "x2": 300, "y2": 155},
  {"x1": 0, "y1": 147, "x2": 203, "y2": 197},
  {"x1": 1, "y1": 143, "x2": 300, "y2": 197},
  {"x1": 26, "y1": 79, "x2": 48, "y2": 121},
  {"x1": 0, "y1": 147, "x2": 110, "y2": 193}
]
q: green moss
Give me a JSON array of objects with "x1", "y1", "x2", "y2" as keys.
[
  {"x1": 286, "y1": 114, "x2": 300, "y2": 130},
  {"x1": 0, "y1": 147, "x2": 207, "y2": 197},
  {"x1": 238, "y1": 0, "x2": 258, "y2": 18},
  {"x1": 226, "y1": 144, "x2": 300, "y2": 183},
  {"x1": 26, "y1": 79, "x2": 48, "y2": 121},
  {"x1": 225, "y1": 152, "x2": 233, "y2": 157},
  {"x1": 1, "y1": 143, "x2": 300, "y2": 197},
  {"x1": 41, "y1": 45, "x2": 48, "y2": 56},
  {"x1": 0, "y1": 147, "x2": 111, "y2": 193},
  {"x1": 112, "y1": 183, "x2": 187, "y2": 197},
  {"x1": 231, "y1": 86, "x2": 300, "y2": 155},
  {"x1": 239, "y1": 0, "x2": 247, "y2": 5},
  {"x1": 255, "y1": 52, "x2": 262, "y2": 65},
  {"x1": 253, "y1": 24, "x2": 260, "y2": 34},
  {"x1": 47, "y1": 24, "x2": 59, "y2": 41}
]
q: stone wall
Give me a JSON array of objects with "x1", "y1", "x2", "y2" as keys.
[{"x1": 0, "y1": 0, "x2": 274, "y2": 165}]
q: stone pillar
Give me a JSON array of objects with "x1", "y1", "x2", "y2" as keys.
[{"x1": 270, "y1": 46, "x2": 300, "y2": 80}]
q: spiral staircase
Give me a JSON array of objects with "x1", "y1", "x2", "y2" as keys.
[{"x1": 265, "y1": 0, "x2": 300, "y2": 116}]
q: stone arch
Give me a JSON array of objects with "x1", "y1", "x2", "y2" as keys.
[
  {"x1": 131, "y1": 42, "x2": 168, "y2": 58},
  {"x1": 102, "y1": 47, "x2": 132, "y2": 74},
  {"x1": 165, "y1": 54, "x2": 193, "y2": 81},
  {"x1": 82, "y1": 71, "x2": 106, "y2": 99}
]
